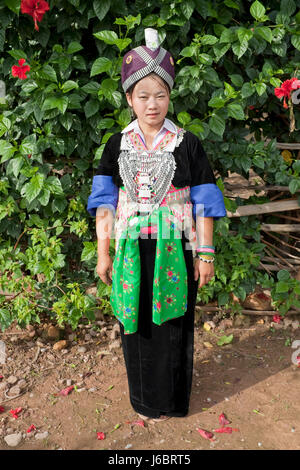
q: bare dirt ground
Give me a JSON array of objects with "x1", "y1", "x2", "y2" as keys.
[{"x1": 0, "y1": 310, "x2": 299, "y2": 452}]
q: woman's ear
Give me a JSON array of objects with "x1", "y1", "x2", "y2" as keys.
[{"x1": 125, "y1": 92, "x2": 132, "y2": 107}]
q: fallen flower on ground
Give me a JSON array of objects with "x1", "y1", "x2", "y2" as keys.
[
  {"x1": 55, "y1": 385, "x2": 74, "y2": 396},
  {"x1": 10, "y1": 407, "x2": 22, "y2": 419},
  {"x1": 213, "y1": 427, "x2": 239, "y2": 433},
  {"x1": 97, "y1": 432, "x2": 105, "y2": 440},
  {"x1": 0, "y1": 406, "x2": 5, "y2": 413},
  {"x1": 196, "y1": 428, "x2": 215, "y2": 441},
  {"x1": 272, "y1": 314, "x2": 282, "y2": 324},
  {"x1": 27, "y1": 424, "x2": 36, "y2": 433},
  {"x1": 219, "y1": 412, "x2": 230, "y2": 426}
]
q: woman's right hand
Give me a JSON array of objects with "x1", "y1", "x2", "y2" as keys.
[{"x1": 96, "y1": 254, "x2": 113, "y2": 285}]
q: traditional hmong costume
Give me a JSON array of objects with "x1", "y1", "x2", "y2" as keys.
[{"x1": 87, "y1": 29, "x2": 226, "y2": 419}]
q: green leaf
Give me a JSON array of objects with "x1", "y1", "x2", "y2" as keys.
[
  {"x1": 237, "y1": 27, "x2": 253, "y2": 44},
  {"x1": 107, "y1": 90, "x2": 122, "y2": 108},
  {"x1": 6, "y1": 157, "x2": 23, "y2": 178},
  {"x1": 90, "y1": 57, "x2": 112, "y2": 77},
  {"x1": 84, "y1": 99, "x2": 100, "y2": 118},
  {"x1": 0, "y1": 139, "x2": 15, "y2": 162},
  {"x1": 208, "y1": 95, "x2": 226, "y2": 108},
  {"x1": 62, "y1": 80, "x2": 78, "y2": 93},
  {"x1": 42, "y1": 96, "x2": 69, "y2": 114},
  {"x1": 4, "y1": 0, "x2": 20, "y2": 14},
  {"x1": 67, "y1": 42, "x2": 83, "y2": 54},
  {"x1": 289, "y1": 179, "x2": 300, "y2": 194},
  {"x1": 59, "y1": 113, "x2": 73, "y2": 131},
  {"x1": 291, "y1": 35, "x2": 300, "y2": 51},
  {"x1": 199, "y1": 53, "x2": 213, "y2": 65},
  {"x1": 114, "y1": 38, "x2": 132, "y2": 52},
  {"x1": 177, "y1": 112, "x2": 191, "y2": 126},
  {"x1": 217, "y1": 334, "x2": 233, "y2": 346},
  {"x1": 8, "y1": 49, "x2": 27, "y2": 60},
  {"x1": 81, "y1": 241, "x2": 97, "y2": 262},
  {"x1": 201, "y1": 35, "x2": 218, "y2": 45},
  {"x1": 241, "y1": 82, "x2": 255, "y2": 98},
  {"x1": 81, "y1": 82, "x2": 101, "y2": 94},
  {"x1": 224, "y1": 0, "x2": 240, "y2": 10},
  {"x1": 93, "y1": 0, "x2": 111, "y2": 21},
  {"x1": 23, "y1": 173, "x2": 45, "y2": 203},
  {"x1": 232, "y1": 40, "x2": 248, "y2": 59},
  {"x1": 180, "y1": 46, "x2": 195, "y2": 57},
  {"x1": 209, "y1": 114, "x2": 226, "y2": 136},
  {"x1": 250, "y1": 0, "x2": 266, "y2": 20},
  {"x1": 180, "y1": 0, "x2": 195, "y2": 19},
  {"x1": 45, "y1": 176, "x2": 64, "y2": 196},
  {"x1": 117, "y1": 108, "x2": 131, "y2": 128},
  {"x1": 93, "y1": 30, "x2": 118, "y2": 45},
  {"x1": 280, "y1": 0, "x2": 296, "y2": 16},
  {"x1": 38, "y1": 65, "x2": 57, "y2": 83},
  {"x1": 255, "y1": 82, "x2": 267, "y2": 96},
  {"x1": 39, "y1": 189, "x2": 51, "y2": 206},
  {"x1": 227, "y1": 103, "x2": 245, "y2": 120},
  {"x1": 97, "y1": 118, "x2": 115, "y2": 130},
  {"x1": 277, "y1": 269, "x2": 291, "y2": 281},
  {"x1": 255, "y1": 26, "x2": 273, "y2": 43}
]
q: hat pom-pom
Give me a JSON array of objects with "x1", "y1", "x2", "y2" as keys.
[{"x1": 145, "y1": 28, "x2": 160, "y2": 51}]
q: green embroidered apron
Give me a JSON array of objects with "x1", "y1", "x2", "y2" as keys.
[{"x1": 110, "y1": 206, "x2": 188, "y2": 334}]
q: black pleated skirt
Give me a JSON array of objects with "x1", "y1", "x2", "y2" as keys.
[{"x1": 119, "y1": 235, "x2": 199, "y2": 419}]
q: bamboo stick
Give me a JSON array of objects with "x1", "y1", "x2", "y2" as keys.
[
  {"x1": 227, "y1": 199, "x2": 299, "y2": 217},
  {"x1": 262, "y1": 237, "x2": 300, "y2": 263},
  {"x1": 261, "y1": 224, "x2": 300, "y2": 232},
  {"x1": 271, "y1": 213, "x2": 300, "y2": 223},
  {"x1": 263, "y1": 231, "x2": 300, "y2": 254},
  {"x1": 262, "y1": 256, "x2": 300, "y2": 264},
  {"x1": 224, "y1": 184, "x2": 299, "y2": 192},
  {"x1": 276, "y1": 143, "x2": 300, "y2": 150}
]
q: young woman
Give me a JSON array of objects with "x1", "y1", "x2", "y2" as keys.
[{"x1": 87, "y1": 29, "x2": 226, "y2": 423}]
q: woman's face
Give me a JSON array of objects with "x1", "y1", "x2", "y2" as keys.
[{"x1": 126, "y1": 75, "x2": 170, "y2": 130}]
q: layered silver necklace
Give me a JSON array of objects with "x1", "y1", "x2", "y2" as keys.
[{"x1": 118, "y1": 131, "x2": 184, "y2": 214}]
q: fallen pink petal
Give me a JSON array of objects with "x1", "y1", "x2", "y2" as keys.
[
  {"x1": 196, "y1": 428, "x2": 215, "y2": 441},
  {"x1": 213, "y1": 427, "x2": 239, "y2": 433},
  {"x1": 97, "y1": 432, "x2": 105, "y2": 440},
  {"x1": 26, "y1": 424, "x2": 36, "y2": 433},
  {"x1": 272, "y1": 314, "x2": 282, "y2": 324},
  {"x1": 219, "y1": 412, "x2": 230, "y2": 426},
  {"x1": 55, "y1": 385, "x2": 74, "y2": 396},
  {"x1": 10, "y1": 407, "x2": 22, "y2": 419},
  {"x1": 131, "y1": 420, "x2": 145, "y2": 427}
]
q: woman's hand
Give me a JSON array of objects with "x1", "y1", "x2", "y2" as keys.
[
  {"x1": 96, "y1": 254, "x2": 113, "y2": 285},
  {"x1": 194, "y1": 257, "x2": 214, "y2": 288}
]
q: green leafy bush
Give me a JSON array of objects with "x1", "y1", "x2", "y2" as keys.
[{"x1": 0, "y1": 0, "x2": 300, "y2": 330}]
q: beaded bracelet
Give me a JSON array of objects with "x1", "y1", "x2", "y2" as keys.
[{"x1": 198, "y1": 256, "x2": 214, "y2": 263}]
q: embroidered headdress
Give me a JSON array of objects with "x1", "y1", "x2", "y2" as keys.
[{"x1": 121, "y1": 28, "x2": 175, "y2": 93}]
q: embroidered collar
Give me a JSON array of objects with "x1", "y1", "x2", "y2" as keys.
[{"x1": 121, "y1": 118, "x2": 178, "y2": 152}]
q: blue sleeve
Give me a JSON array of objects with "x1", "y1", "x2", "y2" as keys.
[
  {"x1": 87, "y1": 175, "x2": 119, "y2": 216},
  {"x1": 187, "y1": 133, "x2": 226, "y2": 220},
  {"x1": 190, "y1": 184, "x2": 227, "y2": 220}
]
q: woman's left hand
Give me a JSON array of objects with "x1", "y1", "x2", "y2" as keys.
[{"x1": 194, "y1": 258, "x2": 214, "y2": 288}]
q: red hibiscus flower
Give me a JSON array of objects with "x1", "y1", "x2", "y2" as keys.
[
  {"x1": 97, "y1": 432, "x2": 105, "y2": 440},
  {"x1": 272, "y1": 314, "x2": 282, "y2": 324},
  {"x1": 21, "y1": 0, "x2": 50, "y2": 31},
  {"x1": 274, "y1": 78, "x2": 300, "y2": 109},
  {"x1": 11, "y1": 59, "x2": 30, "y2": 80}
]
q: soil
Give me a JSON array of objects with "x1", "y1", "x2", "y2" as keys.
[{"x1": 0, "y1": 311, "x2": 299, "y2": 452}]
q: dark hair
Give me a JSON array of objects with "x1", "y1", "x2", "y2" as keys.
[{"x1": 126, "y1": 72, "x2": 171, "y2": 97}]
